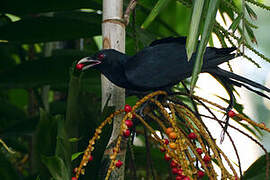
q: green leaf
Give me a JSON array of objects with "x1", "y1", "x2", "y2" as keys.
[
  {"x1": 245, "y1": 4, "x2": 257, "y2": 20},
  {"x1": 1, "y1": 0, "x2": 101, "y2": 15},
  {"x1": 243, "y1": 153, "x2": 270, "y2": 180},
  {"x1": 41, "y1": 155, "x2": 69, "y2": 180},
  {"x1": 68, "y1": 137, "x2": 82, "y2": 143},
  {"x1": 0, "y1": 12, "x2": 101, "y2": 43},
  {"x1": 186, "y1": 0, "x2": 205, "y2": 61},
  {"x1": 190, "y1": 0, "x2": 221, "y2": 92},
  {"x1": 245, "y1": 23, "x2": 257, "y2": 44},
  {"x1": 141, "y1": 0, "x2": 171, "y2": 29},
  {"x1": 229, "y1": 14, "x2": 242, "y2": 32},
  {"x1": 72, "y1": 151, "x2": 84, "y2": 161}
]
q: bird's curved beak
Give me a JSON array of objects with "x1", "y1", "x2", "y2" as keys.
[{"x1": 76, "y1": 57, "x2": 101, "y2": 71}]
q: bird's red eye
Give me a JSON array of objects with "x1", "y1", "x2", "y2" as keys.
[{"x1": 98, "y1": 53, "x2": 105, "y2": 60}]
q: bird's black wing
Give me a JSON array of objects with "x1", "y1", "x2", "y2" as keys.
[
  {"x1": 124, "y1": 38, "x2": 236, "y2": 91},
  {"x1": 149, "y1": 37, "x2": 187, "y2": 47},
  {"x1": 124, "y1": 41, "x2": 191, "y2": 91}
]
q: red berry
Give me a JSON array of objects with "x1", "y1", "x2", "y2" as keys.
[
  {"x1": 172, "y1": 167, "x2": 178, "y2": 175},
  {"x1": 175, "y1": 176, "x2": 182, "y2": 180},
  {"x1": 160, "y1": 146, "x2": 166, "y2": 152},
  {"x1": 115, "y1": 160, "x2": 123, "y2": 168},
  {"x1": 123, "y1": 129, "x2": 131, "y2": 138},
  {"x1": 203, "y1": 155, "x2": 211, "y2": 163},
  {"x1": 170, "y1": 160, "x2": 178, "y2": 168},
  {"x1": 124, "y1": 104, "x2": 132, "y2": 113},
  {"x1": 164, "y1": 139, "x2": 169, "y2": 145},
  {"x1": 188, "y1": 132, "x2": 197, "y2": 140},
  {"x1": 125, "y1": 119, "x2": 133, "y2": 128},
  {"x1": 196, "y1": 148, "x2": 203, "y2": 155},
  {"x1": 177, "y1": 169, "x2": 183, "y2": 176},
  {"x1": 197, "y1": 170, "x2": 205, "y2": 178},
  {"x1": 164, "y1": 153, "x2": 171, "y2": 161},
  {"x1": 76, "y1": 63, "x2": 84, "y2": 70},
  {"x1": 88, "y1": 155, "x2": 93, "y2": 161},
  {"x1": 228, "y1": 110, "x2": 236, "y2": 117},
  {"x1": 182, "y1": 176, "x2": 190, "y2": 180},
  {"x1": 73, "y1": 168, "x2": 78, "y2": 173},
  {"x1": 71, "y1": 177, "x2": 77, "y2": 180}
]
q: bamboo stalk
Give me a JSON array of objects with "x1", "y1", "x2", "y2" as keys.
[{"x1": 101, "y1": 0, "x2": 126, "y2": 179}]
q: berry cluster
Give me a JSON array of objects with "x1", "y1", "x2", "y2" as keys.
[{"x1": 159, "y1": 127, "x2": 206, "y2": 180}]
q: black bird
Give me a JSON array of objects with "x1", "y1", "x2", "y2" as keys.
[
  {"x1": 77, "y1": 37, "x2": 270, "y2": 142},
  {"x1": 77, "y1": 37, "x2": 270, "y2": 97}
]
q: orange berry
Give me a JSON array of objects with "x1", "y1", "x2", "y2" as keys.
[
  {"x1": 166, "y1": 127, "x2": 174, "y2": 135},
  {"x1": 169, "y1": 142, "x2": 177, "y2": 149},
  {"x1": 169, "y1": 132, "x2": 177, "y2": 139}
]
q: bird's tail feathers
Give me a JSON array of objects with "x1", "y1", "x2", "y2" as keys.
[
  {"x1": 204, "y1": 47, "x2": 238, "y2": 68},
  {"x1": 207, "y1": 68, "x2": 270, "y2": 98}
]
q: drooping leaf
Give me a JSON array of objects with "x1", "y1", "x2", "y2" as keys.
[
  {"x1": 0, "y1": 12, "x2": 101, "y2": 43},
  {"x1": 186, "y1": 0, "x2": 205, "y2": 61},
  {"x1": 1, "y1": 0, "x2": 101, "y2": 15},
  {"x1": 190, "y1": 0, "x2": 221, "y2": 92}
]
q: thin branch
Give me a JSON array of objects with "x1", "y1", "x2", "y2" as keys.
[{"x1": 124, "y1": 0, "x2": 137, "y2": 25}]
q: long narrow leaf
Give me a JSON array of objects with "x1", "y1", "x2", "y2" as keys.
[
  {"x1": 190, "y1": 0, "x2": 221, "y2": 92},
  {"x1": 229, "y1": 14, "x2": 243, "y2": 32},
  {"x1": 186, "y1": 0, "x2": 205, "y2": 61},
  {"x1": 141, "y1": 0, "x2": 171, "y2": 29},
  {"x1": 245, "y1": 4, "x2": 257, "y2": 20},
  {"x1": 1, "y1": 0, "x2": 101, "y2": 15},
  {"x1": 0, "y1": 12, "x2": 101, "y2": 43}
]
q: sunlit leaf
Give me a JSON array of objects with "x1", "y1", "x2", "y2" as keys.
[
  {"x1": 190, "y1": 0, "x2": 221, "y2": 92},
  {"x1": 186, "y1": 0, "x2": 205, "y2": 61}
]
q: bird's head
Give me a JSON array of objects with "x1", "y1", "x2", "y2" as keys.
[{"x1": 76, "y1": 49, "x2": 126, "y2": 71}]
